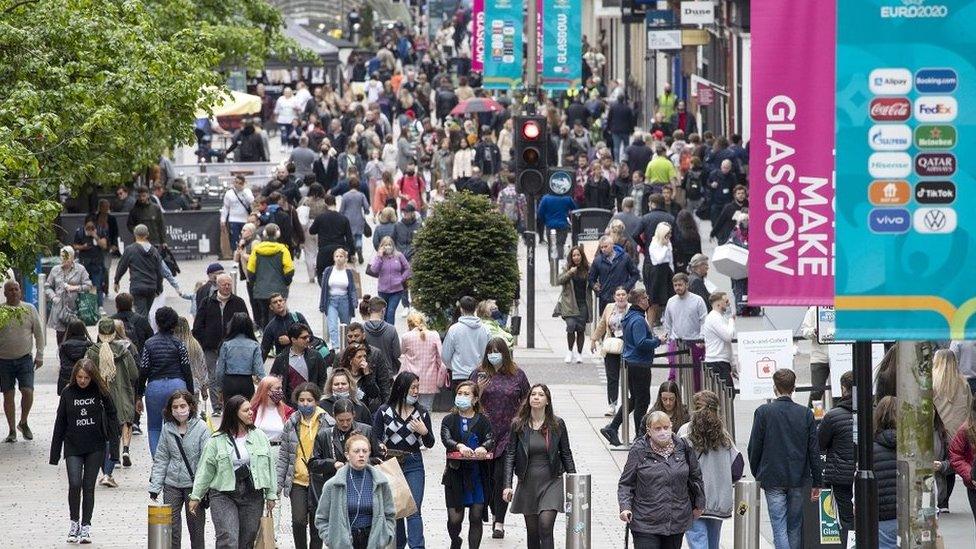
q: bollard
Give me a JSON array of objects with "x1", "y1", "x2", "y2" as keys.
[
  {"x1": 549, "y1": 229, "x2": 559, "y2": 287},
  {"x1": 338, "y1": 323, "x2": 348, "y2": 353},
  {"x1": 148, "y1": 504, "x2": 172, "y2": 549},
  {"x1": 725, "y1": 385, "x2": 737, "y2": 442},
  {"x1": 612, "y1": 358, "x2": 631, "y2": 451},
  {"x1": 322, "y1": 313, "x2": 329, "y2": 347},
  {"x1": 565, "y1": 473, "x2": 592, "y2": 549},
  {"x1": 733, "y1": 480, "x2": 761, "y2": 549},
  {"x1": 230, "y1": 266, "x2": 238, "y2": 296},
  {"x1": 38, "y1": 273, "x2": 47, "y2": 329},
  {"x1": 677, "y1": 341, "x2": 696, "y2": 412}
]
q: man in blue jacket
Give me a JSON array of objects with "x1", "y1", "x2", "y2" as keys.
[
  {"x1": 600, "y1": 288, "x2": 660, "y2": 446},
  {"x1": 589, "y1": 236, "x2": 640, "y2": 311},
  {"x1": 748, "y1": 369, "x2": 823, "y2": 549},
  {"x1": 536, "y1": 192, "x2": 577, "y2": 259}
]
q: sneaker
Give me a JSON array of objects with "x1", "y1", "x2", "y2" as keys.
[
  {"x1": 600, "y1": 425, "x2": 622, "y2": 447},
  {"x1": 573, "y1": 351, "x2": 582, "y2": 363},
  {"x1": 211, "y1": 408, "x2": 222, "y2": 417},
  {"x1": 564, "y1": 351, "x2": 573, "y2": 364},
  {"x1": 122, "y1": 451, "x2": 131, "y2": 467},
  {"x1": 492, "y1": 524, "x2": 505, "y2": 539},
  {"x1": 604, "y1": 403, "x2": 617, "y2": 417},
  {"x1": 131, "y1": 424, "x2": 142, "y2": 435},
  {"x1": 67, "y1": 521, "x2": 80, "y2": 543},
  {"x1": 78, "y1": 525, "x2": 91, "y2": 544},
  {"x1": 3, "y1": 432, "x2": 14, "y2": 443},
  {"x1": 938, "y1": 507, "x2": 950, "y2": 514},
  {"x1": 103, "y1": 476, "x2": 118, "y2": 488},
  {"x1": 17, "y1": 422, "x2": 32, "y2": 440}
]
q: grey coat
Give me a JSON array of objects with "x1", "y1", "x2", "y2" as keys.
[
  {"x1": 149, "y1": 418, "x2": 211, "y2": 493},
  {"x1": 276, "y1": 409, "x2": 336, "y2": 497},
  {"x1": 338, "y1": 190, "x2": 370, "y2": 236},
  {"x1": 315, "y1": 464, "x2": 396, "y2": 549},
  {"x1": 45, "y1": 263, "x2": 93, "y2": 331}
]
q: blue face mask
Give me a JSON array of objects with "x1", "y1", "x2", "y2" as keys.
[
  {"x1": 334, "y1": 391, "x2": 350, "y2": 400},
  {"x1": 297, "y1": 404, "x2": 316, "y2": 417},
  {"x1": 406, "y1": 395, "x2": 418, "y2": 405},
  {"x1": 455, "y1": 396, "x2": 473, "y2": 410},
  {"x1": 486, "y1": 352, "x2": 503, "y2": 366}
]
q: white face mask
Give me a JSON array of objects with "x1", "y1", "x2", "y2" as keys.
[
  {"x1": 651, "y1": 428, "x2": 673, "y2": 444},
  {"x1": 174, "y1": 409, "x2": 190, "y2": 423}
]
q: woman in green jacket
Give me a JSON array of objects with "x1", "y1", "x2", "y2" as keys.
[
  {"x1": 189, "y1": 394, "x2": 278, "y2": 549},
  {"x1": 86, "y1": 317, "x2": 138, "y2": 486},
  {"x1": 555, "y1": 245, "x2": 592, "y2": 364},
  {"x1": 314, "y1": 434, "x2": 396, "y2": 549}
]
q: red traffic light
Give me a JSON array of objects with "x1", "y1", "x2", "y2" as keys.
[{"x1": 521, "y1": 120, "x2": 541, "y2": 140}]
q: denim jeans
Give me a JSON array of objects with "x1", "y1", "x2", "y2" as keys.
[
  {"x1": 611, "y1": 133, "x2": 629, "y2": 161},
  {"x1": 327, "y1": 295, "x2": 353, "y2": 348},
  {"x1": 396, "y1": 452, "x2": 426, "y2": 548},
  {"x1": 764, "y1": 487, "x2": 804, "y2": 549},
  {"x1": 145, "y1": 378, "x2": 188, "y2": 456},
  {"x1": 685, "y1": 518, "x2": 723, "y2": 549},
  {"x1": 102, "y1": 441, "x2": 116, "y2": 476},
  {"x1": 379, "y1": 291, "x2": 403, "y2": 326},
  {"x1": 210, "y1": 486, "x2": 264, "y2": 548},
  {"x1": 228, "y1": 222, "x2": 245, "y2": 250},
  {"x1": 279, "y1": 123, "x2": 293, "y2": 147},
  {"x1": 879, "y1": 519, "x2": 898, "y2": 549}
]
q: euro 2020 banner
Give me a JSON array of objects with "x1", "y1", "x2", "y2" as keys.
[{"x1": 835, "y1": 0, "x2": 976, "y2": 340}]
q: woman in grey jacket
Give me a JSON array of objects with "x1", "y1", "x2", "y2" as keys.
[
  {"x1": 678, "y1": 391, "x2": 743, "y2": 549},
  {"x1": 148, "y1": 390, "x2": 210, "y2": 549},
  {"x1": 215, "y1": 313, "x2": 265, "y2": 401},
  {"x1": 618, "y1": 410, "x2": 705, "y2": 549},
  {"x1": 315, "y1": 434, "x2": 396, "y2": 549},
  {"x1": 46, "y1": 246, "x2": 93, "y2": 343}
]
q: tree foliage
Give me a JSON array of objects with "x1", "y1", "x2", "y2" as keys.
[{"x1": 411, "y1": 192, "x2": 519, "y2": 331}]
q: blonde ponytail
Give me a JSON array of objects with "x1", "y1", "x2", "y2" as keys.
[{"x1": 98, "y1": 342, "x2": 117, "y2": 383}]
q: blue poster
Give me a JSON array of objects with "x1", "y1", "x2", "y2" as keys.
[
  {"x1": 541, "y1": 0, "x2": 582, "y2": 90},
  {"x1": 835, "y1": 1, "x2": 974, "y2": 340},
  {"x1": 482, "y1": 0, "x2": 523, "y2": 89}
]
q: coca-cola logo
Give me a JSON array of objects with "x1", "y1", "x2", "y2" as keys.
[{"x1": 870, "y1": 97, "x2": 911, "y2": 121}]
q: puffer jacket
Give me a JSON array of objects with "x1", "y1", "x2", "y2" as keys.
[
  {"x1": 948, "y1": 424, "x2": 976, "y2": 488},
  {"x1": 139, "y1": 333, "x2": 194, "y2": 397},
  {"x1": 276, "y1": 408, "x2": 336, "y2": 497},
  {"x1": 215, "y1": 334, "x2": 264, "y2": 386},
  {"x1": 57, "y1": 338, "x2": 92, "y2": 394},
  {"x1": 149, "y1": 418, "x2": 211, "y2": 494},
  {"x1": 818, "y1": 396, "x2": 856, "y2": 486},
  {"x1": 246, "y1": 240, "x2": 295, "y2": 299},
  {"x1": 617, "y1": 435, "x2": 706, "y2": 536},
  {"x1": 874, "y1": 429, "x2": 898, "y2": 521}
]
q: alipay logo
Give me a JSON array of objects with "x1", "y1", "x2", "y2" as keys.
[
  {"x1": 868, "y1": 152, "x2": 912, "y2": 179},
  {"x1": 868, "y1": 125, "x2": 912, "y2": 151},
  {"x1": 915, "y1": 96, "x2": 957, "y2": 122},
  {"x1": 869, "y1": 208, "x2": 911, "y2": 233},
  {"x1": 869, "y1": 68, "x2": 912, "y2": 95},
  {"x1": 913, "y1": 208, "x2": 957, "y2": 233}
]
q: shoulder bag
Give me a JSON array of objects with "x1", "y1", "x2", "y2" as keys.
[
  {"x1": 174, "y1": 432, "x2": 209, "y2": 508},
  {"x1": 228, "y1": 434, "x2": 256, "y2": 496}
]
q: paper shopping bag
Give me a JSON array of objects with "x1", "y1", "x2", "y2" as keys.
[
  {"x1": 254, "y1": 512, "x2": 275, "y2": 549},
  {"x1": 376, "y1": 458, "x2": 418, "y2": 519}
]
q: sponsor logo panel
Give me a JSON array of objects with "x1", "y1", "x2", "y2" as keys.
[
  {"x1": 868, "y1": 152, "x2": 912, "y2": 178},
  {"x1": 914, "y1": 181, "x2": 955, "y2": 204},
  {"x1": 914, "y1": 125, "x2": 957, "y2": 149},
  {"x1": 870, "y1": 97, "x2": 911, "y2": 121},
  {"x1": 869, "y1": 68, "x2": 913, "y2": 95},
  {"x1": 915, "y1": 153, "x2": 956, "y2": 176},
  {"x1": 914, "y1": 96, "x2": 957, "y2": 122},
  {"x1": 913, "y1": 207, "x2": 957, "y2": 233},
  {"x1": 869, "y1": 180, "x2": 911, "y2": 205},
  {"x1": 868, "y1": 208, "x2": 911, "y2": 233},
  {"x1": 869, "y1": 124, "x2": 912, "y2": 150},
  {"x1": 915, "y1": 68, "x2": 958, "y2": 93}
]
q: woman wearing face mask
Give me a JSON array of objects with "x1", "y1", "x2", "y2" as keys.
[
  {"x1": 251, "y1": 377, "x2": 294, "y2": 511},
  {"x1": 469, "y1": 338, "x2": 530, "y2": 539},
  {"x1": 367, "y1": 235, "x2": 412, "y2": 325},
  {"x1": 319, "y1": 369, "x2": 373, "y2": 425},
  {"x1": 400, "y1": 312, "x2": 448, "y2": 411},
  {"x1": 314, "y1": 434, "x2": 396, "y2": 549},
  {"x1": 618, "y1": 411, "x2": 705, "y2": 549},
  {"x1": 277, "y1": 383, "x2": 335, "y2": 549},
  {"x1": 591, "y1": 286, "x2": 630, "y2": 418},
  {"x1": 476, "y1": 299, "x2": 515, "y2": 349},
  {"x1": 188, "y1": 395, "x2": 278, "y2": 548},
  {"x1": 441, "y1": 381, "x2": 495, "y2": 549},
  {"x1": 149, "y1": 390, "x2": 210, "y2": 549},
  {"x1": 649, "y1": 380, "x2": 690, "y2": 431},
  {"x1": 502, "y1": 384, "x2": 577, "y2": 549},
  {"x1": 372, "y1": 372, "x2": 435, "y2": 548}
]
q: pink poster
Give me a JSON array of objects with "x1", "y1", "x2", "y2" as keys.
[
  {"x1": 471, "y1": 0, "x2": 484, "y2": 71},
  {"x1": 747, "y1": 0, "x2": 835, "y2": 306}
]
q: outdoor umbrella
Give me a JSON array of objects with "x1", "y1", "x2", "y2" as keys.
[
  {"x1": 450, "y1": 97, "x2": 505, "y2": 116},
  {"x1": 195, "y1": 88, "x2": 262, "y2": 118}
]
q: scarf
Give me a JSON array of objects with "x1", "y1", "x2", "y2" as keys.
[{"x1": 650, "y1": 438, "x2": 675, "y2": 459}]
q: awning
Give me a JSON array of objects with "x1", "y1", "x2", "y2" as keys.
[
  {"x1": 282, "y1": 20, "x2": 340, "y2": 57},
  {"x1": 195, "y1": 88, "x2": 261, "y2": 118}
]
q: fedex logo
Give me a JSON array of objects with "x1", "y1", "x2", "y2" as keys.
[{"x1": 915, "y1": 96, "x2": 957, "y2": 122}]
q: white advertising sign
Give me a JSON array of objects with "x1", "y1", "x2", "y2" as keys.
[
  {"x1": 680, "y1": 1, "x2": 715, "y2": 25},
  {"x1": 827, "y1": 344, "x2": 887, "y2": 396},
  {"x1": 737, "y1": 330, "x2": 795, "y2": 400},
  {"x1": 647, "y1": 30, "x2": 682, "y2": 51}
]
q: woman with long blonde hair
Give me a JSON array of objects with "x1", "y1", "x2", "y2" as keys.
[
  {"x1": 645, "y1": 222, "x2": 674, "y2": 326},
  {"x1": 174, "y1": 317, "x2": 209, "y2": 409},
  {"x1": 400, "y1": 311, "x2": 448, "y2": 410},
  {"x1": 934, "y1": 349, "x2": 973, "y2": 436}
]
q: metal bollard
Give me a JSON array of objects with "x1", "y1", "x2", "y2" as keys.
[
  {"x1": 230, "y1": 266, "x2": 238, "y2": 296},
  {"x1": 565, "y1": 473, "x2": 592, "y2": 549},
  {"x1": 338, "y1": 323, "x2": 348, "y2": 353},
  {"x1": 733, "y1": 480, "x2": 761, "y2": 549},
  {"x1": 677, "y1": 341, "x2": 696, "y2": 412},
  {"x1": 549, "y1": 229, "x2": 559, "y2": 287},
  {"x1": 613, "y1": 358, "x2": 632, "y2": 451},
  {"x1": 38, "y1": 273, "x2": 47, "y2": 331},
  {"x1": 725, "y1": 385, "x2": 737, "y2": 442},
  {"x1": 322, "y1": 313, "x2": 329, "y2": 347},
  {"x1": 148, "y1": 504, "x2": 172, "y2": 549}
]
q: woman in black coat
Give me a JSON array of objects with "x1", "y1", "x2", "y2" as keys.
[
  {"x1": 308, "y1": 398, "x2": 380, "y2": 499},
  {"x1": 318, "y1": 368, "x2": 373, "y2": 425},
  {"x1": 441, "y1": 381, "x2": 495, "y2": 549},
  {"x1": 874, "y1": 396, "x2": 899, "y2": 549}
]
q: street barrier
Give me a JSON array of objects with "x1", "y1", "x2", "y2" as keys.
[
  {"x1": 37, "y1": 273, "x2": 47, "y2": 332},
  {"x1": 614, "y1": 358, "x2": 631, "y2": 451},
  {"x1": 147, "y1": 504, "x2": 172, "y2": 549},
  {"x1": 734, "y1": 480, "x2": 761, "y2": 549},
  {"x1": 549, "y1": 229, "x2": 559, "y2": 286},
  {"x1": 230, "y1": 266, "x2": 238, "y2": 296},
  {"x1": 338, "y1": 323, "x2": 348, "y2": 353},
  {"x1": 565, "y1": 473, "x2": 591, "y2": 549},
  {"x1": 675, "y1": 340, "x2": 699, "y2": 413}
]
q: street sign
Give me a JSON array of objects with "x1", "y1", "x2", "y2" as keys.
[
  {"x1": 737, "y1": 330, "x2": 795, "y2": 400},
  {"x1": 645, "y1": 9, "x2": 675, "y2": 28},
  {"x1": 680, "y1": 1, "x2": 714, "y2": 24},
  {"x1": 547, "y1": 168, "x2": 574, "y2": 195},
  {"x1": 647, "y1": 29, "x2": 682, "y2": 50},
  {"x1": 697, "y1": 82, "x2": 715, "y2": 106}
]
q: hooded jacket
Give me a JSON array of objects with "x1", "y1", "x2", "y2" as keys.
[
  {"x1": 247, "y1": 240, "x2": 295, "y2": 299},
  {"x1": 622, "y1": 307, "x2": 661, "y2": 365},
  {"x1": 441, "y1": 316, "x2": 490, "y2": 381},
  {"x1": 393, "y1": 217, "x2": 421, "y2": 261},
  {"x1": 364, "y1": 319, "x2": 400, "y2": 398},
  {"x1": 149, "y1": 417, "x2": 211, "y2": 494},
  {"x1": 114, "y1": 242, "x2": 163, "y2": 296}
]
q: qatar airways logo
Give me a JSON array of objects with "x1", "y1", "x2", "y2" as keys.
[{"x1": 881, "y1": 0, "x2": 949, "y2": 18}]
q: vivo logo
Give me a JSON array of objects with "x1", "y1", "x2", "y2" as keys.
[
  {"x1": 868, "y1": 125, "x2": 912, "y2": 151},
  {"x1": 869, "y1": 208, "x2": 911, "y2": 233},
  {"x1": 868, "y1": 152, "x2": 912, "y2": 178},
  {"x1": 915, "y1": 96, "x2": 957, "y2": 122},
  {"x1": 869, "y1": 68, "x2": 913, "y2": 95}
]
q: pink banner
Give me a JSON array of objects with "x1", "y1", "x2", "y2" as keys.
[
  {"x1": 747, "y1": 0, "x2": 835, "y2": 306},
  {"x1": 471, "y1": 0, "x2": 484, "y2": 71}
]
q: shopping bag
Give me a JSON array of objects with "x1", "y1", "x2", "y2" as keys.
[
  {"x1": 201, "y1": 397, "x2": 215, "y2": 432},
  {"x1": 376, "y1": 458, "x2": 418, "y2": 519},
  {"x1": 254, "y1": 511, "x2": 275, "y2": 549},
  {"x1": 77, "y1": 291, "x2": 99, "y2": 326},
  {"x1": 219, "y1": 224, "x2": 233, "y2": 260}
]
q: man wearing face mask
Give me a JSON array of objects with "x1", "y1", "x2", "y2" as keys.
[
  {"x1": 701, "y1": 292, "x2": 736, "y2": 392},
  {"x1": 270, "y1": 324, "x2": 330, "y2": 408}
]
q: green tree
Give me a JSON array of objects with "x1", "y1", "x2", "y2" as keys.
[{"x1": 411, "y1": 192, "x2": 519, "y2": 331}]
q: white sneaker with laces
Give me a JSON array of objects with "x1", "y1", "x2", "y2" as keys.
[
  {"x1": 564, "y1": 351, "x2": 573, "y2": 363},
  {"x1": 78, "y1": 524, "x2": 91, "y2": 544},
  {"x1": 574, "y1": 351, "x2": 582, "y2": 363},
  {"x1": 67, "y1": 521, "x2": 79, "y2": 543},
  {"x1": 605, "y1": 403, "x2": 616, "y2": 417}
]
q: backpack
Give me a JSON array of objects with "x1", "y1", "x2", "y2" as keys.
[{"x1": 498, "y1": 190, "x2": 520, "y2": 223}]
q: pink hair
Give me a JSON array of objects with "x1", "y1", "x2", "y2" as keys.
[{"x1": 250, "y1": 375, "x2": 291, "y2": 422}]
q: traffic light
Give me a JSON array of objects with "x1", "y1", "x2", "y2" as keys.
[{"x1": 514, "y1": 115, "x2": 548, "y2": 196}]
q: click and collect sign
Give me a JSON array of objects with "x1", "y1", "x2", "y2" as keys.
[
  {"x1": 737, "y1": 330, "x2": 795, "y2": 401},
  {"x1": 835, "y1": 1, "x2": 974, "y2": 340}
]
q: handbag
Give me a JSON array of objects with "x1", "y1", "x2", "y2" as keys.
[
  {"x1": 219, "y1": 224, "x2": 233, "y2": 260},
  {"x1": 254, "y1": 511, "x2": 275, "y2": 549},
  {"x1": 363, "y1": 222, "x2": 373, "y2": 238},
  {"x1": 175, "y1": 433, "x2": 209, "y2": 509},
  {"x1": 376, "y1": 457, "x2": 418, "y2": 519},
  {"x1": 602, "y1": 337, "x2": 624, "y2": 356},
  {"x1": 77, "y1": 291, "x2": 99, "y2": 326},
  {"x1": 228, "y1": 435, "x2": 256, "y2": 496}
]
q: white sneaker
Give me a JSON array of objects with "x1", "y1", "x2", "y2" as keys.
[
  {"x1": 78, "y1": 524, "x2": 91, "y2": 544},
  {"x1": 67, "y1": 521, "x2": 80, "y2": 543},
  {"x1": 564, "y1": 351, "x2": 573, "y2": 363},
  {"x1": 400, "y1": 307, "x2": 410, "y2": 318},
  {"x1": 574, "y1": 351, "x2": 582, "y2": 363},
  {"x1": 605, "y1": 403, "x2": 617, "y2": 417}
]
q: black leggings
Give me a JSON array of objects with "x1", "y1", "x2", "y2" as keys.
[
  {"x1": 967, "y1": 488, "x2": 976, "y2": 545},
  {"x1": 604, "y1": 353, "x2": 621, "y2": 404},
  {"x1": 566, "y1": 330, "x2": 584, "y2": 353},
  {"x1": 489, "y1": 456, "x2": 509, "y2": 525},
  {"x1": 524, "y1": 510, "x2": 557, "y2": 549},
  {"x1": 609, "y1": 365, "x2": 653, "y2": 436},
  {"x1": 66, "y1": 450, "x2": 104, "y2": 526},
  {"x1": 447, "y1": 504, "x2": 485, "y2": 549}
]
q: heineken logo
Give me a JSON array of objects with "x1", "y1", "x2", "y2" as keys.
[{"x1": 915, "y1": 125, "x2": 956, "y2": 149}]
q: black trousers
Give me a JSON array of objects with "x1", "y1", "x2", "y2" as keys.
[
  {"x1": 632, "y1": 531, "x2": 683, "y2": 549},
  {"x1": 609, "y1": 364, "x2": 653, "y2": 437},
  {"x1": 66, "y1": 450, "x2": 104, "y2": 526},
  {"x1": 488, "y1": 454, "x2": 509, "y2": 525},
  {"x1": 604, "y1": 353, "x2": 621, "y2": 405},
  {"x1": 828, "y1": 483, "x2": 854, "y2": 547},
  {"x1": 290, "y1": 485, "x2": 322, "y2": 549}
]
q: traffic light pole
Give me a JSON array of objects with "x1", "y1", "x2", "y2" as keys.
[
  {"x1": 853, "y1": 340, "x2": 879, "y2": 549},
  {"x1": 523, "y1": 0, "x2": 540, "y2": 347}
]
